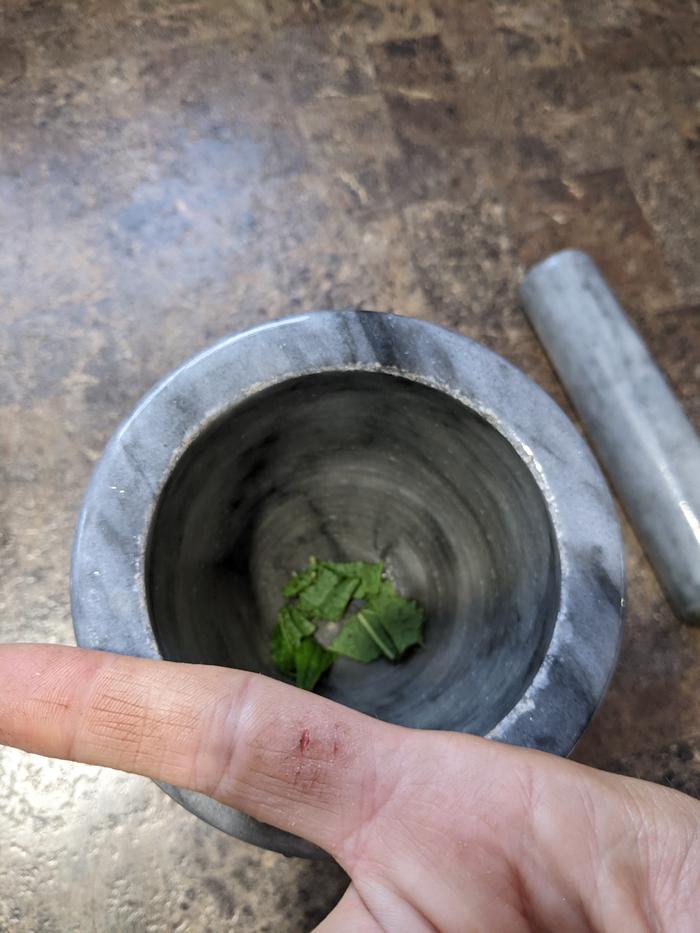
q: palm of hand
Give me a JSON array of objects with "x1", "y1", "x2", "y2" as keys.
[{"x1": 313, "y1": 729, "x2": 695, "y2": 932}]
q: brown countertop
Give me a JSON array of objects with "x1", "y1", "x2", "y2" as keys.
[{"x1": 1, "y1": 0, "x2": 699, "y2": 929}]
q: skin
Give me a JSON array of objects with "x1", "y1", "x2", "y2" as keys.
[{"x1": 0, "y1": 644, "x2": 698, "y2": 932}]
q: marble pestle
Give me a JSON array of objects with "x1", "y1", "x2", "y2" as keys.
[{"x1": 521, "y1": 249, "x2": 700, "y2": 626}]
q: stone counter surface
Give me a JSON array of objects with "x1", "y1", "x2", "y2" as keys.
[{"x1": 1, "y1": 0, "x2": 699, "y2": 929}]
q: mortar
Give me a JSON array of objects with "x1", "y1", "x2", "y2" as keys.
[{"x1": 71, "y1": 310, "x2": 624, "y2": 857}]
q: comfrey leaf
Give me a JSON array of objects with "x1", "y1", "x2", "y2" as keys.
[
  {"x1": 370, "y1": 597, "x2": 424, "y2": 655},
  {"x1": 297, "y1": 567, "x2": 341, "y2": 616},
  {"x1": 329, "y1": 613, "x2": 383, "y2": 662},
  {"x1": 271, "y1": 622, "x2": 296, "y2": 677},
  {"x1": 270, "y1": 606, "x2": 316, "y2": 679},
  {"x1": 322, "y1": 561, "x2": 383, "y2": 599},
  {"x1": 271, "y1": 558, "x2": 426, "y2": 689},
  {"x1": 298, "y1": 567, "x2": 358, "y2": 621},
  {"x1": 319, "y1": 576, "x2": 360, "y2": 621},
  {"x1": 295, "y1": 638, "x2": 334, "y2": 691},
  {"x1": 279, "y1": 604, "x2": 316, "y2": 645}
]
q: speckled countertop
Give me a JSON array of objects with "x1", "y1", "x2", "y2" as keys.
[{"x1": 1, "y1": 1, "x2": 699, "y2": 930}]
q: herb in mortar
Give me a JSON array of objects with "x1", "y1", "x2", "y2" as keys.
[{"x1": 271, "y1": 558, "x2": 425, "y2": 690}]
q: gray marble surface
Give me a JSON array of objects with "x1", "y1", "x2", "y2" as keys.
[
  {"x1": 521, "y1": 250, "x2": 700, "y2": 625},
  {"x1": 72, "y1": 310, "x2": 624, "y2": 856}
]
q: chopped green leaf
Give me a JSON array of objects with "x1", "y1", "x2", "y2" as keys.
[
  {"x1": 279, "y1": 604, "x2": 316, "y2": 647},
  {"x1": 322, "y1": 560, "x2": 383, "y2": 599},
  {"x1": 321, "y1": 576, "x2": 360, "y2": 620},
  {"x1": 356, "y1": 563, "x2": 383, "y2": 599},
  {"x1": 370, "y1": 577, "x2": 398, "y2": 607},
  {"x1": 329, "y1": 613, "x2": 383, "y2": 662},
  {"x1": 297, "y1": 567, "x2": 341, "y2": 616},
  {"x1": 271, "y1": 622, "x2": 296, "y2": 677},
  {"x1": 282, "y1": 562, "x2": 318, "y2": 598},
  {"x1": 295, "y1": 637, "x2": 334, "y2": 691},
  {"x1": 370, "y1": 596, "x2": 424, "y2": 656},
  {"x1": 271, "y1": 557, "x2": 426, "y2": 688},
  {"x1": 298, "y1": 568, "x2": 359, "y2": 621},
  {"x1": 356, "y1": 610, "x2": 397, "y2": 660},
  {"x1": 271, "y1": 606, "x2": 317, "y2": 679}
]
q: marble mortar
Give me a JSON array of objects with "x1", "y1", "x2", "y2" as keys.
[{"x1": 71, "y1": 310, "x2": 624, "y2": 857}]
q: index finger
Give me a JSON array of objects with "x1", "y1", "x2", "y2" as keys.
[{"x1": 0, "y1": 644, "x2": 398, "y2": 857}]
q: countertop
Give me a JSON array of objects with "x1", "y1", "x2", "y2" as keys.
[{"x1": 1, "y1": 0, "x2": 699, "y2": 929}]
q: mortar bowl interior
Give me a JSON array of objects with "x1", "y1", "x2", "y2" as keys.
[{"x1": 147, "y1": 370, "x2": 559, "y2": 733}]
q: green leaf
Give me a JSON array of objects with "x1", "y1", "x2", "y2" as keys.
[
  {"x1": 295, "y1": 637, "x2": 334, "y2": 691},
  {"x1": 298, "y1": 568, "x2": 359, "y2": 621},
  {"x1": 282, "y1": 561, "x2": 318, "y2": 597},
  {"x1": 273, "y1": 558, "x2": 425, "y2": 688},
  {"x1": 370, "y1": 578, "x2": 398, "y2": 607},
  {"x1": 370, "y1": 596, "x2": 424, "y2": 656},
  {"x1": 321, "y1": 576, "x2": 360, "y2": 621},
  {"x1": 329, "y1": 613, "x2": 383, "y2": 662},
  {"x1": 354, "y1": 610, "x2": 397, "y2": 660},
  {"x1": 271, "y1": 622, "x2": 296, "y2": 677},
  {"x1": 271, "y1": 606, "x2": 317, "y2": 679},
  {"x1": 322, "y1": 560, "x2": 383, "y2": 599},
  {"x1": 297, "y1": 567, "x2": 341, "y2": 615},
  {"x1": 279, "y1": 604, "x2": 316, "y2": 647}
]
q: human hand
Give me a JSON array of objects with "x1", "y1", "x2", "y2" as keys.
[{"x1": 0, "y1": 644, "x2": 697, "y2": 931}]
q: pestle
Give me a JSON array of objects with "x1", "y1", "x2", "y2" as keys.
[{"x1": 520, "y1": 249, "x2": 700, "y2": 626}]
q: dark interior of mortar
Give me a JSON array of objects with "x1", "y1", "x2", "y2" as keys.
[{"x1": 147, "y1": 370, "x2": 559, "y2": 733}]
